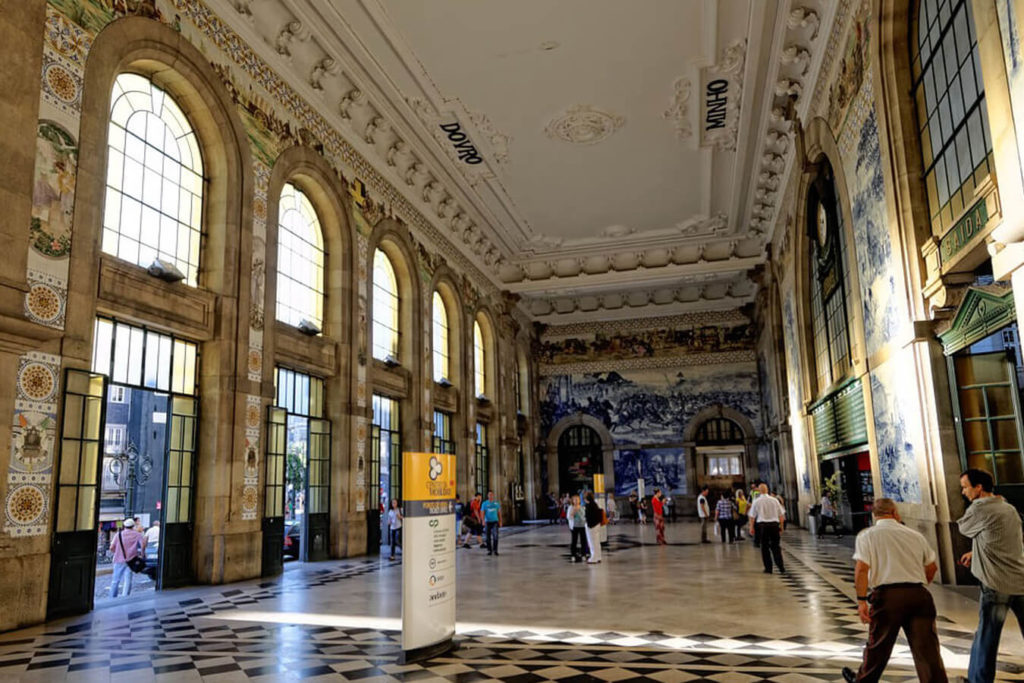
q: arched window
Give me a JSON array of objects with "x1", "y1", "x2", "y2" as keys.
[
  {"x1": 807, "y1": 159, "x2": 852, "y2": 392},
  {"x1": 474, "y1": 319, "x2": 486, "y2": 398},
  {"x1": 372, "y1": 249, "x2": 399, "y2": 360},
  {"x1": 432, "y1": 291, "x2": 449, "y2": 382},
  {"x1": 911, "y1": 0, "x2": 992, "y2": 235},
  {"x1": 695, "y1": 418, "x2": 744, "y2": 444},
  {"x1": 103, "y1": 73, "x2": 204, "y2": 286},
  {"x1": 276, "y1": 183, "x2": 324, "y2": 329}
]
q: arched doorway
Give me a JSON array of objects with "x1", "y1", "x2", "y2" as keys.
[
  {"x1": 558, "y1": 425, "x2": 603, "y2": 496},
  {"x1": 694, "y1": 416, "x2": 748, "y2": 492}
]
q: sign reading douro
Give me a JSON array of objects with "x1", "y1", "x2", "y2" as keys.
[{"x1": 400, "y1": 452, "x2": 457, "y2": 663}]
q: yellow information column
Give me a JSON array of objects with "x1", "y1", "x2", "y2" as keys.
[{"x1": 401, "y1": 452, "x2": 457, "y2": 663}]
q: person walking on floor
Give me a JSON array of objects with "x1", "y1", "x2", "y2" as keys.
[
  {"x1": 697, "y1": 485, "x2": 711, "y2": 543},
  {"x1": 841, "y1": 497, "x2": 947, "y2": 682},
  {"x1": 957, "y1": 468, "x2": 1024, "y2": 683},
  {"x1": 734, "y1": 488, "x2": 748, "y2": 540},
  {"x1": 109, "y1": 518, "x2": 146, "y2": 598},
  {"x1": 387, "y1": 498, "x2": 403, "y2": 560},
  {"x1": 568, "y1": 494, "x2": 589, "y2": 562},
  {"x1": 748, "y1": 483, "x2": 785, "y2": 573},
  {"x1": 470, "y1": 492, "x2": 487, "y2": 548},
  {"x1": 716, "y1": 490, "x2": 736, "y2": 543},
  {"x1": 482, "y1": 490, "x2": 502, "y2": 556},
  {"x1": 651, "y1": 488, "x2": 667, "y2": 545},
  {"x1": 584, "y1": 492, "x2": 603, "y2": 564}
]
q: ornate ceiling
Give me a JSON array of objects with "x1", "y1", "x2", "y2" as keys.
[{"x1": 214, "y1": 0, "x2": 840, "y2": 323}]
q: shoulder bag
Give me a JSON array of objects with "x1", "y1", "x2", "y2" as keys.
[{"x1": 118, "y1": 531, "x2": 147, "y2": 573}]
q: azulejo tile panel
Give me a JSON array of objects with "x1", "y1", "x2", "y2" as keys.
[
  {"x1": 6, "y1": 351, "x2": 61, "y2": 537},
  {"x1": 869, "y1": 355, "x2": 923, "y2": 504}
]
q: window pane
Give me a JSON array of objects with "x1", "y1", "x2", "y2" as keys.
[
  {"x1": 102, "y1": 74, "x2": 203, "y2": 286},
  {"x1": 275, "y1": 183, "x2": 325, "y2": 329}
]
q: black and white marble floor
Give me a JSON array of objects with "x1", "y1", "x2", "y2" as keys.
[{"x1": 1, "y1": 522, "x2": 1022, "y2": 681}]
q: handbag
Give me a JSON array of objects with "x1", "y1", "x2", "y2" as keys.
[{"x1": 118, "y1": 531, "x2": 147, "y2": 573}]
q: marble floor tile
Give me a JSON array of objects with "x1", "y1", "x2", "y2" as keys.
[{"x1": 0, "y1": 523, "x2": 1022, "y2": 681}]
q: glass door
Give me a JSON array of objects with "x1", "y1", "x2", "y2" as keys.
[
  {"x1": 370, "y1": 394, "x2": 400, "y2": 554},
  {"x1": 262, "y1": 407, "x2": 286, "y2": 576},
  {"x1": 47, "y1": 370, "x2": 106, "y2": 619},
  {"x1": 952, "y1": 350, "x2": 1024, "y2": 508}
]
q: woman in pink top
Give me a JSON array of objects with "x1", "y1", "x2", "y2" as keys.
[{"x1": 109, "y1": 518, "x2": 146, "y2": 598}]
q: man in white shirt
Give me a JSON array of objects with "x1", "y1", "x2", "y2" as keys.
[
  {"x1": 696, "y1": 486, "x2": 710, "y2": 543},
  {"x1": 842, "y1": 498, "x2": 947, "y2": 683},
  {"x1": 748, "y1": 483, "x2": 786, "y2": 573},
  {"x1": 144, "y1": 520, "x2": 160, "y2": 547}
]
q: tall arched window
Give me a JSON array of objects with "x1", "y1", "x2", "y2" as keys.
[
  {"x1": 103, "y1": 73, "x2": 204, "y2": 286},
  {"x1": 474, "y1": 319, "x2": 486, "y2": 398},
  {"x1": 432, "y1": 291, "x2": 450, "y2": 382},
  {"x1": 276, "y1": 183, "x2": 324, "y2": 329},
  {"x1": 372, "y1": 249, "x2": 399, "y2": 360},
  {"x1": 911, "y1": 0, "x2": 992, "y2": 235},
  {"x1": 807, "y1": 159, "x2": 852, "y2": 392}
]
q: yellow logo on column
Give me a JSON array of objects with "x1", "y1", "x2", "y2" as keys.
[{"x1": 404, "y1": 452, "x2": 456, "y2": 501}]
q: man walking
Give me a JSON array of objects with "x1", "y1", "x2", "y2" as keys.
[
  {"x1": 482, "y1": 490, "x2": 502, "y2": 556},
  {"x1": 651, "y1": 488, "x2": 667, "y2": 545},
  {"x1": 957, "y1": 468, "x2": 1024, "y2": 683},
  {"x1": 748, "y1": 483, "x2": 785, "y2": 573},
  {"x1": 109, "y1": 517, "x2": 146, "y2": 598},
  {"x1": 841, "y1": 498, "x2": 947, "y2": 683},
  {"x1": 697, "y1": 485, "x2": 711, "y2": 543}
]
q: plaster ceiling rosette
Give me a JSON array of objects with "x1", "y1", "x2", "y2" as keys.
[{"x1": 544, "y1": 105, "x2": 625, "y2": 146}]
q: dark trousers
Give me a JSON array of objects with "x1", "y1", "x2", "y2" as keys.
[
  {"x1": 855, "y1": 584, "x2": 948, "y2": 682},
  {"x1": 718, "y1": 517, "x2": 734, "y2": 542},
  {"x1": 569, "y1": 526, "x2": 588, "y2": 559},
  {"x1": 388, "y1": 528, "x2": 401, "y2": 558},
  {"x1": 757, "y1": 522, "x2": 784, "y2": 572},
  {"x1": 485, "y1": 521, "x2": 499, "y2": 553},
  {"x1": 753, "y1": 520, "x2": 762, "y2": 546}
]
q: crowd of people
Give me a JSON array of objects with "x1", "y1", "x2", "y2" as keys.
[{"x1": 543, "y1": 469, "x2": 1024, "y2": 681}]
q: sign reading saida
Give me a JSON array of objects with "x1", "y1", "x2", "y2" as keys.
[{"x1": 401, "y1": 452, "x2": 457, "y2": 663}]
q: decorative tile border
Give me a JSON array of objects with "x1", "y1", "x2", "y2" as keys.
[{"x1": 6, "y1": 351, "x2": 61, "y2": 536}]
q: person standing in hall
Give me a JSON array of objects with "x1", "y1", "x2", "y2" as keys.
[
  {"x1": 716, "y1": 490, "x2": 736, "y2": 543},
  {"x1": 734, "y1": 488, "x2": 748, "y2": 540},
  {"x1": 109, "y1": 518, "x2": 146, "y2": 598},
  {"x1": 841, "y1": 498, "x2": 947, "y2": 683},
  {"x1": 748, "y1": 483, "x2": 785, "y2": 573},
  {"x1": 957, "y1": 468, "x2": 1024, "y2": 683},
  {"x1": 651, "y1": 488, "x2": 667, "y2": 545},
  {"x1": 387, "y1": 498, "x2": 403, "y2": 561},
  {"x1": 482, "y1": 490, "x2": 502, "y2": 556},
  {"x1": 697, "y1": 485, "x2": 711, "y2": 543},
  {"x1": 470, "y1": 492, "x2": 486, "y2": 548},
  {"x1": 584, "y1": 491, "x2": 603, "y2": 563},
  {"x1": 567, "y1": 494, "x2": 588, "y2": 562}
]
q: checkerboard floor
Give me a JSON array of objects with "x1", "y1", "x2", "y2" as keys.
[{"x1": 0, "y1": 524, "x2": 1021, "y2": 681}]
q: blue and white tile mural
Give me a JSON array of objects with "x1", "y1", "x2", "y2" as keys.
[
  {"x1": 997, "y1": 0, "x2": 1024, "y2": 192},
  {"x1": 614, "y1": 448, "x2": 687, "y2": 496},
  {"x1": 841, "y1": 90, "x2": 906, "y2": 357},
  {"x1": 869, "y1": 357, "x2": 923, "y2": 504},
  {"x1": 782, "y1": 293, "x2": 811, "y2": 494},
  {"x1": 540, "y1": 364, "x2": 761, "y2": 447}
]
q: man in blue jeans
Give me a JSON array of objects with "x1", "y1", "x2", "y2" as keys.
[
  {"x1": 958, "y1": 468, "x2": 1024, "y2": 683},
  {"x1": 481, "y1": 490, "x2": 502, "y2": 556}
]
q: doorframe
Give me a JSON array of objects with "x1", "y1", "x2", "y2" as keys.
[{"x1": 545, "y1": 413, "x2": 615, "y2": 496}]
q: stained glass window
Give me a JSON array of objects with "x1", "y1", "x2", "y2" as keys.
[
  {"x1": 911, "y1": 0, "x2": 992, "y2": 235},
  {"x1": 372, "y1": 249, "x2": 399, "y2": 361},
  {"x1": 432, "y1": 291, "x2": 450, "y2": 382},
  {"x1": 276, "y1": 183, "x2": 325, "y2": 329},
  {"x1": 103, "y1": 73, "x2": 204, "y2": 286}
]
